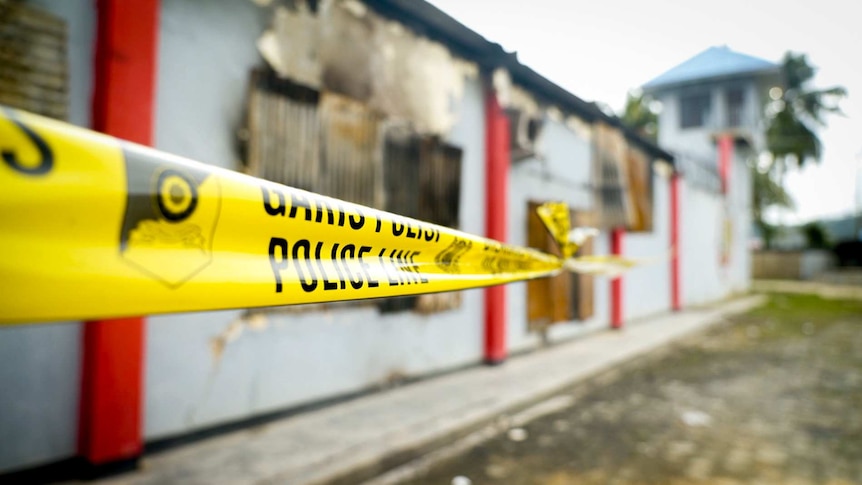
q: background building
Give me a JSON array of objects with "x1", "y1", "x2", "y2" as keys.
[{"x1": 643, "y1": 45, "x2": 776, "y2": 304}]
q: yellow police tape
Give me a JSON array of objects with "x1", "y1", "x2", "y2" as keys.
[{"x1": 0, "y1": 106, "x2": 637, "y2": 324}]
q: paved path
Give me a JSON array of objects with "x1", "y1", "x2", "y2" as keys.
[
  {"x1": 402, "y1": 293, "x2": 862, "y2": 485},
  {"x1": 100, "y1": 296, "x2": 765, "y2": 485}
]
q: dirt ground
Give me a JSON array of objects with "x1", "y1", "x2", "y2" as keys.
[{"x1": 405, "y1": 294, "x2": 862, "y2": 485}]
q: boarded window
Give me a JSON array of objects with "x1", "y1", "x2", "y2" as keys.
[
  {"x1": 680, "y1": 92, "x2": 711, "y2": 129},
  {"x1": 247, "y1": 70, "x2": 382, "y2": 207},
  {"x1": 526, "y1": 201, "x2": 594, "y2": 330},
  {"x1": 625, "y1": 147, "x2": 653, "y2": 232},
  {"x1": 383, "y1": 129, "x2": 462, "y2": 226},
  {"x1": 0, "y1": 3, "x2": 68, "y2": 120},
  {"x1": 378, "y1": 128, "x2": 463, "y2": 314},
  {"x1": 245, "y1": 69, "x2": 463, "y2": 313},
  {"x1": 593, "y1": 123, "x2": 655, "y2": 232},
  {"x1": 593, "y1": 123, "x2": 631, "y2": 229}
]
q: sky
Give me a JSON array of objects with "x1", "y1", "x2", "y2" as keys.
[{"x1": 428, "y1": 0, "x2": 861, "y2": 224}]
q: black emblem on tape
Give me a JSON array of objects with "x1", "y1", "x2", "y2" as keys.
[{"x1": 119, "y1": 143, "x2": 221, "y2": 288}]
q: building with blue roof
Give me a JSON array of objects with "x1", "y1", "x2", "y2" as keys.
[
  {"x1": 641, "y1": 46, "x2": 783, "y2": 303},
  {"x1": 643, "y1": 45, "x2": 780, "y2": 156},
  {"x1": 644, "y1": 45, "x2": 779, "y2": 92}
]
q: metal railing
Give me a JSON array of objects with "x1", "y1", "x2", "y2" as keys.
[{"x1": 673, "y1": 150, "x2": 722, "y2": 194}]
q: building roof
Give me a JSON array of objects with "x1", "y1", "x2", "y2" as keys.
[
  {"x1": 643, "y1": 46, "x2": 779, "y2": 92},
  {"x1": 363, "y1": 0, "x2": 674, "y2": 163}
]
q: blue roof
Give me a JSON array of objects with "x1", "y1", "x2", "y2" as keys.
[{"x1": 643, "y1": 46, "x2": 778, "y2": 91}]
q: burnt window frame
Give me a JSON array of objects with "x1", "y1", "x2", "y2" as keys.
[
  {"x1": 243, "y1": 68, "x2": 465, "y2": 316},
  {"x1": 378, "y1": 128, "x2": 464, "y2": 314}
]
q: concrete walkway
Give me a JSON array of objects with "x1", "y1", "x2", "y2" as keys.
[{"x1": 101, "y1": 295, "x2": 765, "y2": 485}]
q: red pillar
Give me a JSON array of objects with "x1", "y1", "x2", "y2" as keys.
[
  {"x1": 78, "y1": 319, "x2": 146, "y2": 464},
  {"x1": 610, "y1": 227, "x2": 625, "y2": 329},
  {"x1": 718, "y1": 134, "x2": 733, "y2": 194},
  {"x1": 670, "y1": 173, "x2": 682, "y2": 311},
  {"x1": 484, "y1": 86, "x2": 510, "y2": 364},
  {"x1": 79, "y1": 0, "x2": 159, "y2": 466}
]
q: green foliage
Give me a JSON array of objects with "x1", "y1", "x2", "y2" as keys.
[
  {"x1": 766, "y1": 107, "x2": 821, "y2": 167},
  {"x1": 747, "y1": 293, "x2": 862, "y2": 323},
  {"x1": 621, "y1": 91, "x2": 658, "y2": 142},
  {"x1": 765, "y1": 52, "x2": 847, "y2": 169},
  {"x1": 755, "y1": 52, "x2": 846, "y2": 245},
  {"x1": 755, "y1": 220, "x2": 780, "y2": 250},
  {"x1": 752, "y1": 166, "x2": 794, "y2": 219},
  {"x1": 802, "y1": 221, "x2": 831, "y2": 249},
  {"x1": 735, "y1": 293, "x2": 862, "y2": 343},
  {"x1": 751, "y1": 165, "x2": 793, "y2": 248}
]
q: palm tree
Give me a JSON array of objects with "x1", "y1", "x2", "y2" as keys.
[
  {"x1": 756, "y1": 52, "x2": 846, "y2": 247},
  {"x1": 621, "y1": 90, "x2": 658, "y2": 142},
  {"x1": 751, "y1": 166, "x2": 793, "y2": 248},
  {"x1": 765, "y1": 52, "x2": 846, "y2": 170}
]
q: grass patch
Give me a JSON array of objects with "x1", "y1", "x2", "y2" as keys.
[
  {"x1": 729, "y1": 293, "x2": 862, "y2": 342},
  {"x1": 747, "y1": 293, "x2": 862, "y2": 321}
]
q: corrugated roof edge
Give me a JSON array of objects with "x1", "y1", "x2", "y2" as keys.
[
  {"x1": 642, "y1": 46, "x2": 780, "y2": 93},
  {"x1": 642, "y1": 66, "x2": 782, "y2": 94},
  {"x1": 362, "y1": 0, "x2": 674, "y2": 165}
]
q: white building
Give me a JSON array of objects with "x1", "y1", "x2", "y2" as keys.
[
  {"x1": 0, "y1": 2, "x2": 751, "y2": 477},
  {"x1": 643, "y1": 45, "x2": 780, "y2": 304}
]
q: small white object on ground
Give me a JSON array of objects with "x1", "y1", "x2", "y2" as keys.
[
  {"x1": 680, "y1": 410, "x2": 713, "y2": 427},
  {"x1": 507, "y1": 427, "x2": 528, "y2": 441},
  {"x1": 451, "y1": 475, "x2": 472, "y2": 485}
]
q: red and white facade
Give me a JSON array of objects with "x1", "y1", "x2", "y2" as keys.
[{"x1": 0, "y1": 0, "x2": 749, "y2": 475}]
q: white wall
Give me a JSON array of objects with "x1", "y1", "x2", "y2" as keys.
[
  {"x1": 145, "y1": 0, "x2": 489, "y2": 439},
  {"x1": 507, "y1": 119, "x2": 611, "y2": 353},
  {"x1": 680, "y1": 182, "x2": 724, "y2": 305},
  {"x1": 679, "y1": 156, "x2": 751, "y2": 306},
  {"x1": 655, "y1": 91, "x2": 716, "y2": 157},
  {"x1": 624, "y1": 171, "x2": 672, "y2": 320},
  {"x1": 506, "y1": 119, "x2": 682, "y2": 348},
  {"x1": 0, "y1": 322, "x2": 82, "y2": 473},
  {"x1": 154, "y1": 0, "x2": 267, "y2": 169},
  {"x1": 728, "y1": 154, "x2": 753, "y2": 290},
  {"x1": 0, "y1": 0, "x2": 755, "y2": 473},
  {"x1": 0, "y1": 0, "x2": 94, "y2": 473},
  {"x1": 656, "y1": 79, "x2": 767, "y2": 156},
  {"x1": 655, "y1": 76, "x2": 755, "y2": 308}
]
